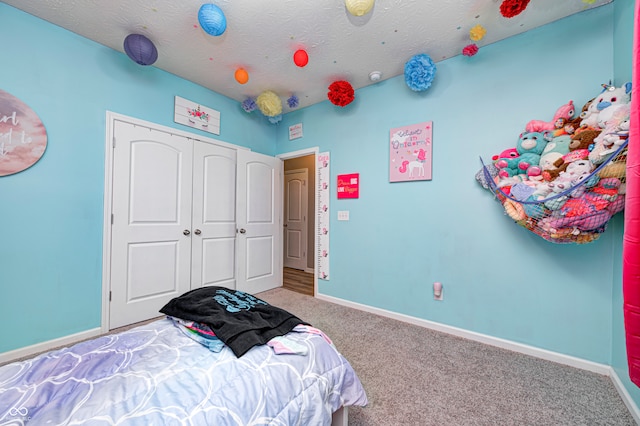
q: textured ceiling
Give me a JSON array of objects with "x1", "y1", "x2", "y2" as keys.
[{"x1": 4, "y1": 0, "x2": 612, "y2": 112}]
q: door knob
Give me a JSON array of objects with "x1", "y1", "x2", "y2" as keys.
[
  {"x1": 194, "y1": 229, "x2": 201, "y2": 235},
  {"x1": 183, "y1": 229, "x2": 190, "y2": 236},
  {"x1": 239, "y1": 228, "x2": 246, "y2": 234},
  {"x1": 283, "y1": 224, "x2": 288, "y2": 227}
]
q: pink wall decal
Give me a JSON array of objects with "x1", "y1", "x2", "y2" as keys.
[{"x1": 0, "y1": 89, "x2": 47, "y2": 177}]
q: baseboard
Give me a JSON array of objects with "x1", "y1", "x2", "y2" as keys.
[
  {"x1": 315, "y1": 293, "x2": 610, "y2": 375},
  {"x1": 305, "y1": 267, "x2": 315, "y2": 274},
  {"x1": 0, "y1": 327, "x2": 102, "y2": 366},
  {"x1": 609, "y1": 367, "x2": 640, "y2": 424}
]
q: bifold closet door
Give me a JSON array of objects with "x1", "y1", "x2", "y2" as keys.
[
  {"x1": 191, "y1": 141, "x2": 237, "y2": 289},
  {"x1": 109, "y1": 120, "x2": 282, "y2": 328},
  {"x1": 110, "y1": 121, "x2": 193, "y2": 329}
]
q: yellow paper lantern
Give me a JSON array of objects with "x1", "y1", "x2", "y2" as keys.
[
  {"x1": 234, "y1": 68, "x2": 249, "y2": 84},
  {"x1": 256, "y1": 91, "x2": 282, "y2": 117},
  {"x1": 345, "y1": 0, "x2": 374, "y2": 16}
]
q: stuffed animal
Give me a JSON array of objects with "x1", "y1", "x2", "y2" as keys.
[
  {"x1": 580, "y1": 83, "x2": 632, "y2": 128},
  {"x1": 539, "y1": 135, "x2": 572, "y2": 173},
  {"x1": 493, "y1": 147, "x2": 521, "y2": 178},
  {"x1": 492, "y1": 147, "x2": 519, "y2": 162},
  {"x1": 590, "y1": 103, "x2": 630, "y2": 164},
  {"x1": 526, "y1": 100, "x2": 575, "y2": 133},
  {"x1": 590, "y1": 177, "x2": 622, "y2": 201},
  {"x1": 544, "y1": 130, "x2": 601, "y2": 181},
  {"x1": 570, "y1": 129, "x2": 601, "y2": 151},
  {"x1": 542, "y1": 191, "x2": 612, "y2": 231},
  {"x1": 598, "y1": 161, "x2": 626, "y2": 179},
  {"x1": 596, "y1": 82, "x2": 632, "y2": 127},
  {"x1": 548, "y1": 159, "x2": 594, "y2": 194},
  {"x1": 496, "y1": 131, "x2": 552, "y2": 178}
]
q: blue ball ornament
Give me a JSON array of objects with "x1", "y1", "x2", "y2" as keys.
[{"x1": 198, "y1": 4, "x2": 227, "y2": 36}]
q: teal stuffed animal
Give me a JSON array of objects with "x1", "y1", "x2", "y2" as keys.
[
  {"x1": 539, "y1": 135, "x2": 572, "y2": 173},
  {"x1": 496, "y1": 131, "x2": 552, "y2": 178}
]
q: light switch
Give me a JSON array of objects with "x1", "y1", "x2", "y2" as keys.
[{"x1": 337, "y1": 211, "x2": 350, "y2": 221}]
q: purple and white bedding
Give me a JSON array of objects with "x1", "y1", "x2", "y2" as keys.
[{"x1": 0, "y1": 317, "x2": 367, "y2": 425}]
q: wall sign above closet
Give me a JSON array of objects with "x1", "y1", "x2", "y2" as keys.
[
  {"x1": 174, "y1": 96, "x2": 221, "y2": 135},
  {"x1": 0, "y1": 89, "x2": 47, "y2": 177}
]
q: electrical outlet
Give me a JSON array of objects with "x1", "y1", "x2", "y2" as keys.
[{"x1": 433, "y1": 282, "x2": 443, "y2": 301}]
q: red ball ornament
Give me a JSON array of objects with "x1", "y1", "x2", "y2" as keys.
[
  {"x1": 499, "y1": 0, "x2": 530, "y2": 18},
  {"x1": 327, "y1": 80, "x2": 354, "y2": 107},
  {"x1": 293, "y1": 49, "x2": 309, "y2": 67}
]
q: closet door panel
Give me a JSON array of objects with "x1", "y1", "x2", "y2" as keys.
[
  {"x1": 236, "y1": 150, "x2": 282, "y2": 294},
  {"x1": 191, "y1": 142, "x2": 237, "y2": 289},
  {"x1": 110, "y1": 121, "x2": 193, "y2": 329}
]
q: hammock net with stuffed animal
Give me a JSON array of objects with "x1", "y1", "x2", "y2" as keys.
[{"x1": 476, "y1": 83, "x2": 630, "y2": 244}]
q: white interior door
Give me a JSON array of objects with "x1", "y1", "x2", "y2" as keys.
[
  {"x1": 283, "y1": 169, "x2": 308, "y2": 270},
  {"x1": 109, "y1": 121, "x2": 193, "y2": 329},
  {"x1": 236, "y1": 149, "x2": 283, "y2": 294},
  {"x1": 191, "y1": 141, "x2": 237, "y2": 289}
]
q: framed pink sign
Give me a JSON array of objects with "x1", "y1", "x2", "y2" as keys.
[
  {"x1": 389, "y1": 121, "x2": 432, "y2": 182},
  {"x1": 0, "y1": 89, "x2": 47, "y2": 177}
]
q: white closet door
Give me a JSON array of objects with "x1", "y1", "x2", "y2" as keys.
[
  {"x1": 236, "y1": 150, "x2": 283, "y2": 294},
  {"x1": 110, "y1": 121, "x2": 193, "y2": 329},
  {"x1": 191, "y1": 141, "x2": 237, "y2": 289}
]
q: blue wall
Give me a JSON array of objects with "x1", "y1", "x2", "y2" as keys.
[
  {"x1": 277, "y1": 5, "x2": 617, "y2": 364},
  {"x1": 2, "y1": 0, "x2": 639, "y2": 408},
  {"x1": 0, "y1": 4, "x2": 275, "y2": 352}
]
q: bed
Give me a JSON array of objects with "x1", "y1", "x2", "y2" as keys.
[{"x1": 0, "y1": 287, "x2": 367, "y2": 425}]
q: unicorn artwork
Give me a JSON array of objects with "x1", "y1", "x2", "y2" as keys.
[
  {"x1": 398, "y1": 159, "x2": 425, "y2": 177},
  {"x1": 398, "y1": 148, "x2": 428, "y2": 177},
  {"x1": 389, "y1": 121, "x2": 433, "y2": 182}
]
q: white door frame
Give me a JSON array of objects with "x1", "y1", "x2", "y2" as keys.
[
  {"x1": 102, "y1": 111, "x2": 248, "y2": 333},
  {"x1": 276, "y1": 147, "x2": 319, "y2": 297}
]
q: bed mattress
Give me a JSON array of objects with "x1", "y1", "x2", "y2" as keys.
[{"x1": 0, "y1": 318, "x2": 367, "y2": 425}]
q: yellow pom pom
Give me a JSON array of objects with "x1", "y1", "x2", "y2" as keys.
[
  {"x1": 469, "y1": 24, "x2": 487, "y2": 42},
  {"x1": 256, "y1": 91, "x2": 282, "y2": 117}
]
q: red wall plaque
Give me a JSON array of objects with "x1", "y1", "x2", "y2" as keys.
[{"x1": 337, "y1": 173, "x2": 359, "y2": 199}]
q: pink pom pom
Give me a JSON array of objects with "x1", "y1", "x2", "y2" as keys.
[{"x1": 462, "y1": 44, "x2": 479, "y2": 57}]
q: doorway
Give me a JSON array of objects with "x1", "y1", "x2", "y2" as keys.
[{"x1": 280, "y1": 150, "x2": 317, "y2": 297}]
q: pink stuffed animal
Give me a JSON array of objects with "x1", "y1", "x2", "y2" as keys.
[{"x1": 526, "y1": 100, "x2": 576, "y2": 133}]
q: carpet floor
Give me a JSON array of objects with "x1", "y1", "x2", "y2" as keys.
[{"x1": 258, "y1": 287, "x2": 636, "y2": 426}]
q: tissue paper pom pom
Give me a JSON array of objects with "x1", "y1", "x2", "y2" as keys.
[
  {"x1": 268, "y1": 114, "x2": 282, "y2": 124},
  {"x1": 256, "y1": 91, "x2": 282, "y2": 117},
  {"x1": 499, "y1": 0, "x2": 530, "y2": 18},
  {"x1": 241, "y1": 97, "x2": 257, "y2": 112},
  {"x1": 462, "y1": 44, "x2": 479, "y2": 57},
  {"x1": 287, "y1": 95, "x2": 299, "y2": 109},
  {"x1": 469, "y1": 24, "x2": 486, "y2": 42},
  {"x1": 327, "y1": 81, "x2": 355, "y2": 107},
  {"x1": 404, "y1": 54, "x2": 436, "y2": 92}
]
